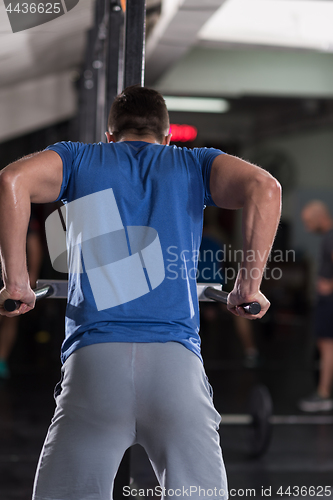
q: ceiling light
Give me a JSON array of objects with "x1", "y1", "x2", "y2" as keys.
[{"x1": 164, "y1": 96, "x2": 229, "y2": 113}]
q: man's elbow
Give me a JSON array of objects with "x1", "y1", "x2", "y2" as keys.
[
  {"x1": 253, "y1": 173, "x2": 281, "y2": 203},
  {"x1": 0, "y1": 167, "x2": 15, "y2": 191},
  {"x1": 264, "y1": 176, "x2": 281, "y2": 202},
  {"x1": 0, "y1": 165, "x2": 25, "y2": 198},
  {"x1": 243, "y1": 174, "x2": 282, "y2": 217}
]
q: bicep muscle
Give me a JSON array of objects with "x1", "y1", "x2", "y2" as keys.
[{"x1": 210, "y1": 154, "x2": 274, "y2": 209}]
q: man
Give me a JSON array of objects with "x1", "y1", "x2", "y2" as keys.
[
  {"x1": 299, "y1": 200, "x2": 333, "y2": 412},
  {"x1": 0, "y1": 86, "x2": 281, "y2": 500}
]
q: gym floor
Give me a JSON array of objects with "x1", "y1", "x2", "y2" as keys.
[{"x1": 0, "y1": 302, "x2": 333, "y2": 500}]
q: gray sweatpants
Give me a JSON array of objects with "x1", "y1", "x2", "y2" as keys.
[{"x1": 32, "y1": 342, "x2": 228, "y2": 500}]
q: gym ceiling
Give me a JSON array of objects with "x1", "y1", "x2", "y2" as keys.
[{"x1": 1, "y1": 0, "x2": 333, "y2": 144}]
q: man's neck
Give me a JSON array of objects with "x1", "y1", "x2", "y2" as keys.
[{"x1": 118, "y1": 135, "x2": 160, "y2": 144}]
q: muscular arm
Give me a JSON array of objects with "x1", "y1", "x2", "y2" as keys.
[
  {"x1": 210, "y1": 154, "x2": 282, "y2": 318},
  {"x1": 0, "y1": 150, "x2": 63, "y2": 316}
]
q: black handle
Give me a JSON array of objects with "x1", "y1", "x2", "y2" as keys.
[
  {"x1": 3, "y1": 285, "x2": 55, "y2": 312},
  {"x1": 203, "y1": 287, "x2": 261, "y2": 315}
]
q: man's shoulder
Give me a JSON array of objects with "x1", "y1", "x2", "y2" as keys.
[
  {"x1": 167, "y1": 145, "x2": 224, "y2": 162},
  {"x1": 46, "y1": 140, "x2": 87, "y2": 154}
]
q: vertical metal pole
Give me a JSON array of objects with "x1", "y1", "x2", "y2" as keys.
[
  {"x1": 79, "y1": 0, "x2": 106, "y2": 143},
  {"x1": 105, "y1": 0, "x2": 124, "y2": 132},
  {"x1": 123, "y1": 0, "x2": 146, "y2": 89},
  {"x1": 79, "y1": 28, "x2": 98, "y2": 143},
  {"x1": 94, "y1": 0, "x2": 110, "y2": 142}
]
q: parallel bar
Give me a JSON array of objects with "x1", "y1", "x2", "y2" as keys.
[
  {"x1": 36, "y1": 280, "x2": 68, "y2": 299},
  {"x1": 35, "y1": 281, "x2": 222, "y2": 301},
  {"x1": 123, "y1": 0, "x2": 146, "y2": 88},
  {"x1": 203, "y1": 286, "x2": 261, "y2": 314},
  {"x1": 204, "y1": 287, "x2": 228, "y2": 303},
  {"x1": 4, "y1": 282, "x2": 223, "y2": 311},
  {"x1": 34, "y1": 285, "x2": 55, "y2": 301},
  {"x1": 197, "y1": 283, "x2": 223, "y2": 301}
]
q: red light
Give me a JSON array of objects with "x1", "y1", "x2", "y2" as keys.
[{"x1": 170, "y1": 124, "x2": 198, "y2": 143}]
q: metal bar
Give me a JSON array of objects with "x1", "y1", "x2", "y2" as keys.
[
  {"x1": 220, "y1": 414, "x2": 333, "y2": 425},
  {"x1": 34, "y1": 285, "x2": 55, "y2": 301},
  {"x1": 221, "y1": 414, "x2": 253, "y2": 425},
  {"x1": 36, "y1": 280, "x2": 68, "y2": 298},
  {"x1": 203, "y1": 286, "x2": 261, "y2": 314},
  {"x1": 80, "y1": 28, "x2": 98, "y2": 143},
  {"x1": 94, "y1": 0, "x2": 109, "y2": 142},
  {"x1": 79, "y1": 0, "x2": 109, "y2": 143},
  {"x1": 35, "y1": 281, "x2": 223, "y2": 301},
  {"x1": 123, "y1": 0, "x2": 146, "y2": 88},
  {"x1": 105, "y1": 1, "x2": 124, "y2": 131},
  {"x1": 270, "y1": 415, "x2": 333, "y2": 425},
  {"x1": 197, "y1": 283, "x2": 223, "y2": 301},
  {"x1": 204, "y1": 287, "x2": 228, "y2": 303}
]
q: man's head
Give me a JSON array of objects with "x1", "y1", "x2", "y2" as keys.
[
  {"x1": 302, "y1": 200, "x2": 333, "y2": 233},
  {"x1": 107, "y1": 85, "x2": 170, "y2": 144}
]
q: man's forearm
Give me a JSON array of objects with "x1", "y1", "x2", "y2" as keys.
[
  {"x1": 0, "y1": 170, "x2": 31, "y2": 292},
  {"x1": 235, "y1": 176, "x2": 281, "y2": 299}
]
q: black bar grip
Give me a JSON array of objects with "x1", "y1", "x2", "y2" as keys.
[
  {"x1": 3, "y1": 285, "x2": 55, "y2": 312},
  {"x1": 203, "y1": 287, "x2": 261, "y2": 315}
]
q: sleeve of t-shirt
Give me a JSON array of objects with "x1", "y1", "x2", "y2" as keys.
[
  {"x1": 44, "y1": 141, "x2": 83, "y2": 202},
  {"x1": 192, "y1": 147, "x2": 225, "y2": 207}
]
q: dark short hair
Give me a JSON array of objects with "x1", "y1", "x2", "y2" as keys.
[{"x1": 108, "y1": 85, "x2": 170, "y2": 142}]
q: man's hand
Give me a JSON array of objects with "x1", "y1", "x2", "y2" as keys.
[
  {"x1": 0, "y1": 285, "x2": 36, "y2": 317},
  {"x1": 227, "y1": 288, "x2": 270, "y2": 320}
]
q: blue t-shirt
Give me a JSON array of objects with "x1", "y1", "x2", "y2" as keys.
[{"x1": 45, "y1": 141, "x2": 223, "y2": 363}]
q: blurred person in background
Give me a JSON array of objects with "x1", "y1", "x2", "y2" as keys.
[
  {"x1": 299, "y1": 201, "x2": 333, "y2": 412},
  {"x1": 0, "y1": 209, "x2": 43, "y2": 379},
  {"x1": 234, "y1": 315, "x2": 259, "y2": 368}
]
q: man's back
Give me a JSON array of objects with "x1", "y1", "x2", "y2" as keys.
[{"x1": 46, "y1": 140, "x2": 222, "y2": 363}]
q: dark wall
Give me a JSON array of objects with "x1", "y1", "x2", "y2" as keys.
[{"x1": 0, "y1": 119, "x2": 77, "y2": 171}]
